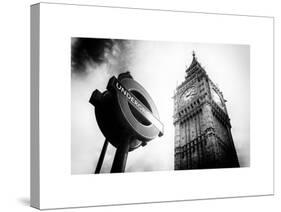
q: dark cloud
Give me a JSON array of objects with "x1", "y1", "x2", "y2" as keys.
[{"x1": 71, "y1": 38, "x2": 132, "y2": 75}]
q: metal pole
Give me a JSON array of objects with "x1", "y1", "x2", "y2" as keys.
[
  {"x1": 94, "y1": 139, "x2": 109, "y2": 174},
  {"x1": 110, "y1": 137, "x2": 130, "y2": 173}
]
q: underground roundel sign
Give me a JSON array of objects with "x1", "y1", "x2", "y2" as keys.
[{"x1": 107, "y1": 76, "x2": 164, "y2": 141}]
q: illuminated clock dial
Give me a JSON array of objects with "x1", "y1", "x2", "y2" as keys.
[{"x1": 180, "y1": 86, "x2": 196, "y2": 105}]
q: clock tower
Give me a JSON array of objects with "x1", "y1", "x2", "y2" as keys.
[{"x1": 173, "y1": 52, "x2": 240, "y2": 170}]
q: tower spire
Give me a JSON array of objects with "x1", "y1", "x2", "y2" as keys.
[
  {"x1": 185, "y1": 50, "x2": 199, "y2": 76},
  {"x1": 192, "y1": 50, "x2": 195, "y2": 58}
]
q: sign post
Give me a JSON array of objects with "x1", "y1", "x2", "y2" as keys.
[
  {"x1": 94, "y1": 139, "x2": 108, "y2": 174},
  {"x1": 110, "y1": 137, "x2": 130, "y2": 173}
]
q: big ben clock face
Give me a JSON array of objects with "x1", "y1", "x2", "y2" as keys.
[{"x1": 180, "y1": 86, "x2": 196, "y2": 105}]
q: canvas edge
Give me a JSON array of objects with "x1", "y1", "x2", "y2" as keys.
[{"x1": 30, "y1": 3, "x2": 40, "y2": 210}]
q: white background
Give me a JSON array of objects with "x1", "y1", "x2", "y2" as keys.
[{"x1": 0, "y1": 0, "x2": 279, "y2": 212}]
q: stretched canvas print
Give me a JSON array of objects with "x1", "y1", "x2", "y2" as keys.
[{"x1": 31, "y1": 2, "x2": 274, "y2": 210}]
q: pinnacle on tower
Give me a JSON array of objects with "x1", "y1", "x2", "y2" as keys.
[{"x1": 192, "y1": 50, "x2": 195, "y2": 58}]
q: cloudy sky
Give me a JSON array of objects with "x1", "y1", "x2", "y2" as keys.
[{"x1": 71, "y1": 38, "x2": 250, "y2": 174}]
